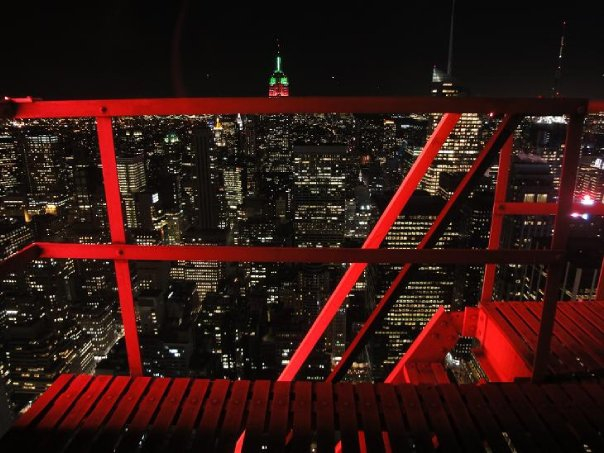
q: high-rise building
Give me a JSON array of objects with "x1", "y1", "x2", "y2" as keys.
[
  {"x1": 268, "y1": 51, "x2": 289, "y2": 97},
  {"x1": 293, "y1": 145, "x2": 348, "y2": 248}
]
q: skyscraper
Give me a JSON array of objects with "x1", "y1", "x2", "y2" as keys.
[{"x1": 268, "y1": 50, "x2": 289, "y2": 97}]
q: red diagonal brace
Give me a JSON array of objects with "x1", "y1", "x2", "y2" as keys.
[
  {"x1": 276, "y1": 113, "x2": 460, "y2": 381},
  {"x1": 97, "y1": 116, "x2": 143, "y2": 377},
  {"x1": 480, "y1": 136, "x2": 513, "y2": 303},
  {"x1": 327, "y1": 114, "x2": 522, "y2": 382}
]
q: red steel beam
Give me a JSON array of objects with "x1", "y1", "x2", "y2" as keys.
[
  {"x1": 597, "y1": 257, "x2": 604, "y2": 301},
  {"x1": 328, "y1": 114, "x2": 523, "y2": 383},
  {"x1": 276, "y1": 113, "x2": 461, "y2": 382},
  {"x1": 532, "y1": 112, "x2": 586, "y2": 382},
  {"x1": 0, "y1": 243, "x2": 41, "y2": 276},
  {"x1": 496, "y1": 202, "x2": 604, "y2": 216},
  {"x1": 35, "y1": 242, "x2": 561, "y2": 265},
  {"x1": 481, "y1": 136, "x2": 513, "y2": 303},
  {"x1": 4, "y1": 97, "x2": 591, "y2": 119},
  {"x1": 96, "y1": 116, "x2": 143, "y2": 377}
]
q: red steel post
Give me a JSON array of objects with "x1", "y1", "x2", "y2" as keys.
[
  {"x1": 96, "y1": 116, "x2": 143, "y2": 376},
  {"x1": 481, "y1": 136, "x2": 513, "y2": 303},
  {"x1": 532, "y1": 112, "x2": 586, "y2": 382}
]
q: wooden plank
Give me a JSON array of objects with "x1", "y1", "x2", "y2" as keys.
[
  {"x1": 115, "y1": 377, "x2": 171, "y2": 452},
  {"x1": 550, "y1": 305, "x2": 604, "y2": 368},
  {"x1": 430, "y1": 363, "x2": 450, "y2": 384},
  {"x1": 355, "y1": 383, "x2": 384, "y2": 453},
  {"x1": 497, "y1": 383, "x2": 562, "y2": 453},
  {"x1": 145, "y1": 378, "x2": 190, "y2": 453},
  {"x1": 415, "y1": 384, "x2": 461, "y2": 452},
  {"x1": 165, "y1": 379, "x2": 210, "y2": 452},
  {"x1": 267, "y1": 381, "x2": 291, "y2": 452},
  {"x1": 314, "y1": 382, "x2": 335, "y2": 453},
  {"x1": 91, "y1": 376, "x2": 152, "y2": 453},
  {"x1": 289, "y1": 381, "x2": 312, "y2": 452},
  {"x1": 568, "y1": 303, "x2": 604, "y2": 345},
  {"x1": 497, "y1": 303, "x2": 538, "y2": 350},
  {"x1": 65, "y1": 376, "x2": 131, "y2": 453},
  {"x1": 334, "y1": 383, "x2": 360, "y2": 453},
  {"x1": 482, "y1": 303, "x2": 534, "y2": 365},
  {"x1": 0, "y1": 374, "x2": 74, "y2": 451},
  {"x1": 458, "y1": 384, "x2": 510, "y2": 453},
  {"x1": 404, "y1": 363, "x2": 421, "y2": 384},
  {"x1": 478, "y1": 383, "x2": 537, "y2": 451},
  {"x1": 438, "y1": 383, "x2": 484, "y2": 452},
  {"x1": 576, "y1": 301, "x2": 604, "y2": 327},
  {"x1": 561, "y1": 383, "x2": 604, "y2": 433},
  {"x1": 396, "y1": 384, "x2": 434, "y2": 452},
  {"x1": 375, "y1": 384, "x2": 411, "y2": 453},
  {"x1": 241, "y1": 380, "x2": 271, "y2": 453},
  {"x1": 508, "y1": 302, "x2": 572, "y2": 373},
  {"x1": 44, "y1": 375, "x2": 113, "y2": 452},
  {"x1": 542, "y1": 384, "x2": 604, "y2": 451},
  {"x1": 216, "y1": 380, "x2": 251, "y2": 452},
  {"x1": 525, "y1": 302, "x2": 601, "y2": 372},
  {"x1": 554, "y1": 305, "x2": 604, "y2": 368},
  {"x1": 192, "y1": 379, "x2": 231, "y2": 452},
  {"x1": 12, "y1": 374, "x2": 74, "y2": 429},
  {"x1": 518, "y1": 382, "x2": 583, "y2": 452}
]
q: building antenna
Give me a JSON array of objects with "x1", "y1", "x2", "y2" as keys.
[
  {"x1": 447, "y1": 0, "x2": 456, "y2": 76},
  {"x1": 552, "y1": 20, "x2": 566, "y2": 97}
]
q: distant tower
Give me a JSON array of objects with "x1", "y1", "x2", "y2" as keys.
[
  {"x1": 268, "y1": 42, "x2": 289, "y2": 97},
  {"x1": 551, "y1": 20, "x2": 566, "y2": 97}
]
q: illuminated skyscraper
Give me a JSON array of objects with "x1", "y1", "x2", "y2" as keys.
[{"x1": 268, "y1": 50, "x2": 289, "y2": 97}]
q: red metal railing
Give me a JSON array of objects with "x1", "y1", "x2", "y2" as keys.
[{"x1": 1, "y1": 96, "x2": 603, "y2": 385}]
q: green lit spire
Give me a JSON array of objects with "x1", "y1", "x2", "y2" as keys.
[
  {"x1": 268, "y1": 39, "x2": 289, "y2": 97},
  {"x1": 276, "y1": 55, "x2": 282, "y2": 72}
]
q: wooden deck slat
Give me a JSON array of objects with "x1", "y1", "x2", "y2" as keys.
[
  {"x1": 0, "y1": 374, "x2": 75, "y2": 451},
  {"x1": 334, "y1": 382, "x2": 360, "y2": 453},
  {"x1": 375, "y1": 383, "x2": 410, "y2": 453},
  {"x1": 165, "y1": 378, "x2": 209, "y2": 452},
  {"x1": 479, "y1": 383, "x2": 538, "y2": 451},
  {"x1": 497, "y1": 383, "x2": 563, "y2": 453},
  {"x1": 65, "y1": 375, "x2": 131, "y2": 453},
  {"x1": 542, "y1": 383, "x2": 604, "y2": 451},
  {"x1": 416, "y1": 384, "x2": 462, "y2": 452},
  {"x1": 266, "y1": 381, "x2": 291, "y2": 452},
  {"x1": 518, "y1": 382, "x2": 584, "y2": 452},
  {"x1": 438, "y1": 383, "x2": 484, "y2": 452},
  {"x1": 193, "y1": 379, "x2": 231, "y2": 452},
  {"x1": 45, "y1": 375, "x2": 112, "y2": 452},
  {"x1": 4, "y1": 374, "x2": 604, "y2": 452},
  {"x1": 458, "y1": 384, "x2": 511, "y2": 453},
  {"x1": 525, "y1": 303, "x2": 601, "y2": 372},
  {"x1": 289, "y1": 381, "x2": 312, "y2": 452},
  {"x1": 507, "y1": 302, "x2": 572, "y2": 373},
  {"x1": 144, "y1": 377, "x2": 190, "y2": 452},
  {"x1": 396, "y1": 384, "x2": 435, "y2": 452},
  {"x1": 115, "y1": 377, "x2": 171, "y2": 452},
  {"x1": 554, "y1": 305, "x2": 604, "y2": 369},
  {"x1": 241, "y1": 380, "x2": 271, "y2": 452},
  {"x1": 562, "y1": 303, "x2": 604, "y2": 348},
  {"x1": 355, "y1": 383, "x2": 385, "y2": 453},
  {"x1": 91, "y1": 376, "x2": 152, "y2": 452},
  {"x1": 314, "y1": 382, "x2": 335, "y2": 453},
  {"x1": 216, "y1": 380, "x2": 251, "y2": 452}
]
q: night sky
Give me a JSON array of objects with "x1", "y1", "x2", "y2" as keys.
[{"x1": 1, "y1": 0, "x2": 603, "y2": 100}]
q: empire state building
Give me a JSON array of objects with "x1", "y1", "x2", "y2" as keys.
[{"x1": 268, "y1": 51, "x2": 289, "y2": 97}]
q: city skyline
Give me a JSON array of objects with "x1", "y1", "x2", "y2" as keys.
[{"x1": 1, "y1": 1, "x2": 603, "y2": 99}]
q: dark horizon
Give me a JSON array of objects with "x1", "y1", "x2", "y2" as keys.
[{"x1": 1, "y1": 0, "x2": 603, "y2": 100}]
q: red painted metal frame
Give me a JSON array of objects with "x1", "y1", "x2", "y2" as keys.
[
  {"x1": 5, "y1": 97, "x2": 591, "y2": 118},
  {"x1": 481, "y1": 137, "x2": 513, "y2": 303},
  {"x1": 327, "y1": 114, "x2": 523, "y2": 382},
  {"x1": 496, "y1": 202, "x2": 604, "y2": 216},
  {"x1": 277, "y1": 113, "x2": 461, "y2": 382},
  {"x1": 96, "y1": 117, "x2": 143, "y2": 376},
  {"x1": 532, "y1": 113, "x2": 585, "y2": 382},
  {"x1": 35, "y1": 242, "x2": 560, "y2": 265}
]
